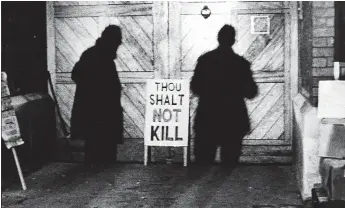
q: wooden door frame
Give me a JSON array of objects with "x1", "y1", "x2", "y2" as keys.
[
  {"x1": 166, "y1": 1, "x2": 299, "y2": 146},
  {"x1": 46, "y1": 1, "x2": 299, "y2": 163}
]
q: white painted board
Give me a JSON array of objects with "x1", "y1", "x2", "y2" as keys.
[
  {"x1": 144, "y1": 79, "x2": 190, "y2": 147},
  {"x1": 318, "y1": 81, "x2": 345, "y2": 119}
]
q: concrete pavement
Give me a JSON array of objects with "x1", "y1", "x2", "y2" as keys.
[{"x1": 2, "y1": 163, "x2": 303, "y2": 208}]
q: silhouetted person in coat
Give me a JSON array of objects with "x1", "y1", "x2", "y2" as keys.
[
  {"x1": 191, "y1": 25, "x2": 258, "y2": 167},
  {"x1": 71, "y1": 25, "x2": 123, "y2": 166}
]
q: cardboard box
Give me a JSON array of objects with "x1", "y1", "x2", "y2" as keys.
[
  {"x1": 318, "y1": 124, "x2": 345, "y2": 159},
  {"x1": 319, "y1": 158, "x2": 345, "y2": 200}
]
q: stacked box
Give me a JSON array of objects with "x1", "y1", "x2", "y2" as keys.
[{"x1": 319, "y1": 158, "x2": 345, "y2": 201}]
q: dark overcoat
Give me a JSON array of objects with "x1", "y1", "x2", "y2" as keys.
[
  {"x1": 70, "y1": 45, "x2": 124, "y2": 146},
  {"x1": 191, "y1": 47, "x2": 258, "y2": 145}
]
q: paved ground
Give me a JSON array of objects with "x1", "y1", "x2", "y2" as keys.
[{"x1": 2, "y1": 163, "x2": 303, "y2": 208}]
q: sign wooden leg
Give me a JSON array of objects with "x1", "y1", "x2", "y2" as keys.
[
  {"x1": 334, "y1": 62, "x2": 340, "y2": 80},
  {"x1": 144, "y1": 145, "x2": 148, "y2": 166},
  {"x1": 12, "y1": 148, "x2": 27, "y2": 190},
  {"x1": 166, "y1": 147, "x2": 173, "y2": 164},
  {"x1": 148, "y1": 146, "x2": 151, "y2": 164},
  {"x1": 183, "y1": 146, "x2": 188, "y2": 167}
]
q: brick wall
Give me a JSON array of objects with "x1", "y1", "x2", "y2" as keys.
[
  {"x1": 299, "y1": 2, "x2": 337, "y2": 106},
  {"x1": 310, "y1": 1, "x2": 335, "y2": 106}
]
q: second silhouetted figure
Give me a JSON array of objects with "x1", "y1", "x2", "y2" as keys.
[
  {"x1": 191, "y1": 25, "x2": 258, "y2": 167},
  {"x1": 71, "y1": 25, "x2": 124, "y2": 166}
]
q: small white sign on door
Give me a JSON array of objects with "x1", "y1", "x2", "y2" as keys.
[{"x1": 251, "y1": 16, "x2": 270, "y2": 34}]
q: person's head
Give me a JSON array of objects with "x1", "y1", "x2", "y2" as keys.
[
  {"x1": 217, "y1": 24, "x2": 236, "y2": 47},
  {"x1": 97, "y1": 25, "x2": 122, "y2": 59}
]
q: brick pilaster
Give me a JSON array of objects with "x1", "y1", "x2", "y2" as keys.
[{"x1": 310, "y1": 1, "x2": 335, "y2": 106}]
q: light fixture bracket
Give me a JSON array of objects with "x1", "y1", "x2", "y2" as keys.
[{"x1": 201, "y1": 6, "x2": 211, "y2": 19}]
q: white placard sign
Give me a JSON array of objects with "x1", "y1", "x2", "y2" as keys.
[
  {"x1": 251, "y1": 16, "x2": 270, "y2": 34},
  {"x1": 318, "y1": 81, "x2": 345, "y2": 119},
  {"x1": 144, "y1": 79, "x2": 190, "y2": 147}
]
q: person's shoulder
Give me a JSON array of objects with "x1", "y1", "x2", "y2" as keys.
[
  {"x1": 205, "y1": 49, "x2": 218, "y2": 57},
  {"x1": 198, "y1": 49, "x2": 217, "y2": 61},
  {"x1": 234, "y1": 53, "x2": 250, "y2": 67},
  {"x1": 80, "y1": 46, "x2": 97, "y2": 59}
]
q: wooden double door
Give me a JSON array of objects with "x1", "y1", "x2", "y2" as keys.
[{"x1": 49, "y1": 1, "x2": 294, "y2": 163}]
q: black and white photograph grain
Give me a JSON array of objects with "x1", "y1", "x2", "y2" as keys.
[{"x1": 1, "y1": 1, "x2": 345, "y2": 207}]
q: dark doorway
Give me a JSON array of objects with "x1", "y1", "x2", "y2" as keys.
[{"x1": 2, "y1": 1, "x2": 48, "y2": 94}]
